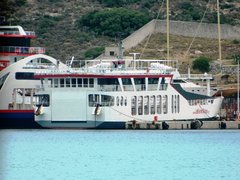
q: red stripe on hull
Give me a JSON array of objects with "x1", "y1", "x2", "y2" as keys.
[
  {"x1": 0, "y1": 53, "x2": 38, "y2": 56},
  {"x1": 0, "y1": 109, "x2": 34, "y2": 113}
]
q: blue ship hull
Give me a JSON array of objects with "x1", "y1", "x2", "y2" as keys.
[{"x1": 0, "y1": 110, "x2": 42, "y2": 129}]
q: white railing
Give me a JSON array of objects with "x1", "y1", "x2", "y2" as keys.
[
  {"x1": 0, "y1": 31, "x2": 35, "y2": 36},
  {"x1": 47, "y1": 59, "x2": 179, "y2": 76},
  {"x1": 177, "y1": 73, "x2": 213, "y2": 80},
  {"x1": 0, "y1": 46, "x2": 45, "y2": 54}
]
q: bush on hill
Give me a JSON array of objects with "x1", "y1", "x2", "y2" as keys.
[
  {"x1": 97, "y1": 0, "x2": 157, "y2": 7},
  {"x1": 76, "y1": 8, "x2": 150, "y2": 38},
  {"x1": 84, "y1": 47, "x2": 105, "y2": 59},
  {"x1": 192, "y1": 56, "x2": 211, "y2": 73}
]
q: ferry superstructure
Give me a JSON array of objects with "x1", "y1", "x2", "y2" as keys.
[
  {"x1": 0, "y1": 25, "x2": 45, "y2": 70},
  {"x1": 34, "y1": 59, "x2": 223, "y2": 129}
]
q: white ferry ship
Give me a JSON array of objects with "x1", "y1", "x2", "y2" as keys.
[
  {"x1": 0, "y1": 25, "x2": 67, "y2": 128},
  {"x1": 34, "y1": 59, "x2": 223, "y2": 129}
]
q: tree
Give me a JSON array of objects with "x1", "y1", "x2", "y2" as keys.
[
  {"x1": 84, "y1": 47, "x2": 104, "y2": 59},
  {"x1": 192, "y1": 56, "x2": 210, "y2": 73},
  {"x1": 233, "y1": 55, "x2": 240, "y2": 64},
  {"x1": 76, "y1": 8, "x2": 150, "y2": 38}
]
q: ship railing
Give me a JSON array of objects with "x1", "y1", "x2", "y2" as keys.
[
  {"x1": 70, "y1": 66, "x2": 176, "y2": 75},
  {"x1": 177, "y1": 73, "x2": 213, "y2": 80},
  {"x1": 66, "y1": 59, "x2": 178, "y2": 69},
  {"x1": 23, "y1": 62, "x2": 56, "y2": 69},
  {"x1": 0, "y1": 31, "x2": 35, "y2": 36},
  {"x1": 95, "y1": 84, "x2": 168, "y2": 92},
  {"x1": 37, "y1": 66, "x2": 176, "y2": 76},
  {"x1": 0, "y1": 46, "x2": 45, "y2": 54}
]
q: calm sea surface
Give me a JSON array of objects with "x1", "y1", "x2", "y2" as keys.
[{"x1": 0, "y1": 129, "x2": 240, "y2": 180}]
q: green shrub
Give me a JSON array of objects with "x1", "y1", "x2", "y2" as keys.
[
  {"x1": 73, "y1": 32, "x2": 94, "y2": 43},
  {"x1": 76, "y1": 8, "x2": 150, "y2": 38},
  {"x1": 233, "y1": 55, "x2": 240, "y2": 64},
  {"x1": 232, "y1": 39, "x2": 240, "y2": 44},
  {"x1": 84, "y1": 47, "x2": 104, "y2": 59},
  {"x1": 97, "y1": 0, "x2": 140, "y2": 7},
  {"x1": 192, "y1": 56, "x2": 211, "y2": 73},
  {"x1": 15, "y1": 0, "x2": 27, "y2": 6},
  {"x1": 36, "y1": 15, "x2": 61, "y2": 37}
]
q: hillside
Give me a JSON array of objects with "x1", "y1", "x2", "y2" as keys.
[
  {"x1": 127, "y1": 33, "x2": 240, "y2": 74},
  {"x1": 0, "y1": 0, "x2": 240, "y2": 62}
]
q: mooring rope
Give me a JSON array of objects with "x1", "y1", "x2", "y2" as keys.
[{"x1": 109, "y1": 106, "x2": 153, "y2": 122}]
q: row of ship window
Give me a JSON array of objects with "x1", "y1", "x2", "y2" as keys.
[
  {"x1": 45, "y1": 78, "x2": 168, "y2": 91},
  {"x1": 35, "y1": 94, "x2": 211, "y2": 116},
  {"x1": 14, "y1": 72, "x2": 169, "y2": 90},
  {"x1": 88, "y1": 94, "x2": 181, "y2": 115},
  {"x1": 188, "y1": 99, "x2": 214, "y2": 105},
  {"x1": 34, "y1": 95, "x2": 213, "y2": 113}
]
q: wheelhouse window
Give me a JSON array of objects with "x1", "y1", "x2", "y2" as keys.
[
  {"x1": 89, "y1": 94, "x2": 100, "y2": 107},
  {"x1": 98, "y1": 78, "x2": 119, "y2": 91},
  {"x1": 101, "y1": 95, "x2": 114, "y2": 106},
  {"x1": 122, "y1": 78, "x2": 133, "y2": 91},
  {"x1": 134, "y1": 78, "x2": 145, "y2": 91},
  {"x1": 71, "y1": 78, "x2": 76, "y2": 87},
  {"x1": 98, "y1": 78, "x2": 118, "y2": 85},
  {"x1": 131, "y1": 96, "x2": 137, "y2": 115},
  {"x1": 36, "y1": 94, "x2": 50, "y2": 107},
  {"x1": 15, "y1": 72, "x2": 35, "y2": 80},
  {"x1": 144, "y1": 96, "x2": 149, "y2": 115},
  {"x1": 148, "y1": 78, "x2": 158, "y2": 84},
  {"x1": 89, "y1": 78, "x2": 94, "y2": 87},
  {"x1": 157, "y1": 95, "x2": 162, "y2": 114},
  {"x1": 77, "y1": 78, "x2": 82, "y2": 87},
  {"x1": 51, "y1": 78, "x2": 94, "y2": 88},
  {"x1": 66, "y1": 78, "x2": 70, "y2": 87},
  {"x1": 122, "y1": 78, "x2": 132, "y2": 85},
  {"x1": 60, "y1": 78, "x2": 64, "y2": 87},
  {"x1": 116, "y1": 96, "x2": 120, "y2": 106},
  {"x1": 83, "y1": 78, "x2": 88, "y2": 87},
  {"x1": 120, "y1": 96, "x2": 124, "y2": 106},
  {"x1": 138, "y1": 96, "x2": 143, "y2": 115},
  {"x1": 150, "y1": 95, "x2": 156, "y2": 114},
  {"x1": 88, "y1": 94, "x2": 114, "y2": 107},
  {"x1": 53, "y1": 78, "x2": 58, "y2": 88},
  {"x1": 163, "y1": 95, "x2": 168, "y2": 114}
]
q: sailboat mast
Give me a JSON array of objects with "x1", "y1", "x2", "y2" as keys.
[
  {"x1": 166, "y1": 0, "x2": 170, "y2": 62},
  {"x1": 237, "y1": 61, "x2": 239, "y2": 120},
  {"x1": 217, "y1": 0, "x2": 222, "y2": 71}
]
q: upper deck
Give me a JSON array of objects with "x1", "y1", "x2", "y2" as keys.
[
  {"x1": 0, "y1": 26, "x2": 36, "y2": 38},
  {"x1": 0, "y1": 25, "x2": 45, "y2": 70},
  {"x1": 34, "y1": 59, "x2": 178, "y2": 79}
]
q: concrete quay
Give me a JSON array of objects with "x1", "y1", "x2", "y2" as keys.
[{"x1": 125, "y1": 120, "x2": 240, "y2": 130}]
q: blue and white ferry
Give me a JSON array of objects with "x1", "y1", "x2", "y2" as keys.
[{"x1": 34, "y1": 58, "x2": 223, "y2": 129}]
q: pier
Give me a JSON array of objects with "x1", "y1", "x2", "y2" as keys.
[{"x1": 125, "y1": 120, "x2": 240, "y2": 130}]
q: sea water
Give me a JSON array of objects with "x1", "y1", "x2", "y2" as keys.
[{"x1": 0, "y1": 129, "x2": 240, "y2": 180}]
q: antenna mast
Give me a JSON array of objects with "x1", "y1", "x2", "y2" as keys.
[
  {"x1": 217, "y1": 0, "x2": 222, "y2": 73},
  {"x1": 166, "y1": 0, "x2": 170, "y2": 62}
]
